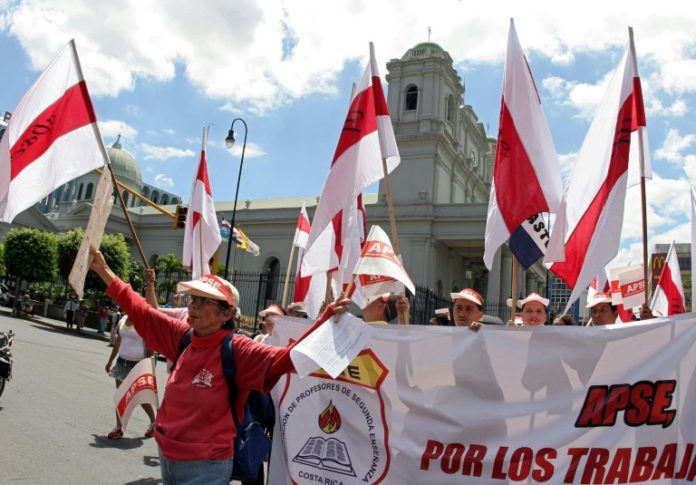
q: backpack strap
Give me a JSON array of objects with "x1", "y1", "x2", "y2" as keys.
[
  {"x1": 220, "y1": 332, "x2": 240, "y2": 426},
  {"x1": 172, "y1": 328, "x2": 194, "y2": 369}
]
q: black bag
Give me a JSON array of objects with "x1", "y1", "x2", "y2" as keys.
[{"x1": 176, "y1": 330, "x2": 274, "y2": 482}]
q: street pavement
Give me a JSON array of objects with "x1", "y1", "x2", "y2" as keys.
[{"x1": 0, "y1": 311, "x2": 169, "y2": 484}]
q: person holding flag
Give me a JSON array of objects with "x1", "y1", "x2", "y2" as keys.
[{"x1": 88, "y1": 246, "x2": 350, "y2": 485}]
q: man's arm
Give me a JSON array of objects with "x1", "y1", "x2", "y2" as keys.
[{"x1": 144, "y1": 268, "x2": 158, "y2": 309}]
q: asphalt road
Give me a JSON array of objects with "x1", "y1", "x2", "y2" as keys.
[{"x1": 0, "y1": 312, "x2": 169, "y2": 485}]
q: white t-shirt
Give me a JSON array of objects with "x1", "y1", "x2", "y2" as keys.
[{"x1": 118, "y1": 319, "x2": 146, "y2": 362}]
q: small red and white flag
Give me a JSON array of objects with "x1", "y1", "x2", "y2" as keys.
[
  {"x1": 483, "y1": 19, "x2": 562, "y2": 270},
  {"x1": 293, "y1": 201, "x2": 311, "y2": 249},
  {"x1": 353, "y1": 225, "x2": 415, "y2": 297},
  {"x1": 113, "y1": 358, "x2": 159, "y2": 432},
  {"x1": 183, "y1": 126, "x2": 222, "y2": 279},
  {"x1": 0, "y1": 40, "x2": 108, "y2": 222},
  {"x1": 546, "y1": 31, "x2": 647, "y2": 312},
  {"x1": 650, "y1": 241, "x2": 685, "y2": 316}
]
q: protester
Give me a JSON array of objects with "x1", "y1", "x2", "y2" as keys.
[
  {"x1": 64, "y1": 298, "x2": 76, "y2": 330},
  {"x1": 429, "y1": 313, "x2": 449, "y2": 326},
  {"x1": 104, "y1": 315, "x2": 156, "y2": 439},
  {"x1": 256, "y1": 304, "x2": 286, "y2": 343},
  {"x1": 89, "y1": 246, "x2": 349, "y2": 485},
  {"x1": 585, "y1": 291, "x2": 617, "y2": 326},
  {"x1": 553, "y1": 314, "x2": 576, "y2": 326},
  {"x1": 285, "y1": 301, "x2": 308, "y2": 318},
  {"x1": 76, "y1": 300, "x2": 88, "y2": 332},
  {"x1": 519, "y1": 293, "x2": 549, "y2": 326},
  {"x1": 97, "y1": 305, "x2": 108, "y2": 335},
  {"x1": 109, "y1": 305, "x2": 122, "y2": 345},
  {"x1": 392, "y1": 293, "x2": 411, "y2": 324},
  {"x1": 144, "y1": 270, "x2": 189, "y2": 322},
  {"x1": 450, "y1": 288, "x2": 483, "y2": 331},
  {"x1": 361, "y1": 293, "x2": 398, "y2": 324}
]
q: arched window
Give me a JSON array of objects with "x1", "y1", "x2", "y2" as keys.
[
  {"x1": 161, "y1": 195, "x2": 169, "y2": 205},
  {"x1": 77, "y1": 183, "x2": 84, "y2": 200},
  {"x1": 123, "y1": 193, "x2": 129, "y2": 207},
  {"x1": 446, "y1": 94, "x2": 455, "y2": 123},
  {"x1": 63, "y1": 183, "x2": 72, "y2": 201},
  {"x1": 142, "y1": 186, "x2": 150, "y2": 197},
  {"x1": 405, "y1": 85, "x2": 418, "y2": 111},
  {"x1": 85, "y1": 183, "x2": 94, "y2": 200},
  {"x1": 151, "y1": 191, "x2": 159, "y2": 204},
  {"x1": 264, "y1": 258, "x2": 280, "y2": 303}
]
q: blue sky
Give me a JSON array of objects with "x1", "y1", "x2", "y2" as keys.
[{"x1": 1, "y1": 1, "x2": 695, "y2": 268}]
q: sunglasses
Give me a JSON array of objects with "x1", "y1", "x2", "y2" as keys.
[{"x1": 189, "y1": 295, "x2": 232, "y2": 311}]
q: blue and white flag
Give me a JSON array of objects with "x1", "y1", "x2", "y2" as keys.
[{"x1": 508, "y1": 213, "x2": 549, "y2": 269}]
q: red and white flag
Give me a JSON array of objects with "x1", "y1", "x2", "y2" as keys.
[
  {"x1": 0, "y1": 40, "x2": 107, "y2": 222},
  {"x1": 592, "y1": 268, "x2": 633, "y2": 322},
  {"x1": 353, "y1": 225, "x2": 415, "y2": 296},
  {"x1": 546, "y1": 33, "x2": 646, "y2": 312},
  {"x1": 293, "y1": 201, "x2": 311, "y2": 249},
  {"x1": 113, "y1": 358, "x2": 158, "y2": 432},
  {"x1": 483, "y1": 19, "x2": 562, "y2": 270},
  {"x1": 650, "y1": 241, "x2": 685, "y2": 316},
  {"x1": 183, "y1": 126, "x2": 222, "y2": 279},
  {"x1": 301, "y1": 42, "x2": 399, "y2": 278}
]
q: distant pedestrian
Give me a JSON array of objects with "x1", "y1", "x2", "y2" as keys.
[
  {"x1": 76, "y1": 300, "x2": 87, "y2": 333},
  {"x1": 64, "y1": 298, "x2": 76, "y2": 329},
  {"x1": 97, "y1": 305, "x2": 108, "y2": 335},
  {"x1": 109, "y1": 306, "x2": 121, "y2": 345}
]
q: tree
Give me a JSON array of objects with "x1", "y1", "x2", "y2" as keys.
[
  {"x1": 155, "y1": 253, "x2": 188, "y2": 303},
  {"x1": 0, "y1": 242, "x2": 6, "y2": 276},
  {"x1": 56, "y1": 229, "x2": 130, "y2": 292},
  {"x1": 4, "y1": 228, "x2": 58, "y2": 286}
]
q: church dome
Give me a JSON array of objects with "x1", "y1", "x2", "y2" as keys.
[
  {"x1": 106, "y1": 136, "x2": 143, "y2": 190},
  {"x1": 402, "y1": 42, "x2": 451, "y2": 62}
]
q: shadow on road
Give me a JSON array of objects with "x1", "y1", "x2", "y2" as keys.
[
  {"x1": 90, "y1": 434, "x2": 146, "y2": 450},
  {"x1": 143, "y1": 455, "x2": 160, "y2": 468},
  {"x1": 124, "y1": 478, "x2": 163, "y2": 485}
]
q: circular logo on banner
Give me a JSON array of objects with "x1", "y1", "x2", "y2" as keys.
[{"x1": 278, "y1": 349, "x2": 391, "y2": 484}]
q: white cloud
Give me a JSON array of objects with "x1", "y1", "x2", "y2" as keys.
[
  {"x1": 140, "y1": 143, "x2": 195, "y2": 160},
  {"x1": 154, "y1": 173, "x2": 174, "y2": 188},
  {"x1": 655, "y1": 128, "x2": 696, "y2": 162},
  {"x1": 227, "y1": 142, "x2": 266, "y2": 159},
  {"x1": 4, "y1": 1, "x2": 696, "y2": 115},
  {"x1": 98, "y1": 119, "x2": 138, "y2": 143},
  {"x1": 557, "y1": 151, "x2": 577, "y2": 185},
  {"x1": 542, "y1": 72, "x2": 612, "y2": 120}
]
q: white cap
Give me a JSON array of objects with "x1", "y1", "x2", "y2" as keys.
[
  {"x1": 259, "y1": 304, "x2": 285, "y2": 317},
  {"x1": 519, "y1": 293, "x2": 549, "y2": 308},
  {"x1": 586, "y1": 291, "x2": 612, "y2": 308},
  {"x1": 177, "y1": 274, "x2": 238, "y2": 306},
  {"x1": 450, "y1": 288, "x2": 483, "y2": 307}
]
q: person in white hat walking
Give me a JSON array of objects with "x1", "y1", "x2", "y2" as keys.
[
  {"x1": 449, "y1": 288, "x2": 484, "y2": 331},
  {"x1": 585, "y1": 291, "x2": 618, "y2": 325},
  {"x1": 518, "y1": 293, "x2": 550, "y2": 326}
]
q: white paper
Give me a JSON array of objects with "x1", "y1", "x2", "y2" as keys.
[
  {"x1": 68, "y1": 167, "x2": 114, "y2": 298},
  {"x1": 290, "y1": 313, "x2": 373, "y2": 379},
  {"x1": 609, "y1": 265, "x2": 631, "y2": 305}
]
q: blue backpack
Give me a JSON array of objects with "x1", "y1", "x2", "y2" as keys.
[{"x1": 175, "y1": 329, "x2": 275, "y2": 482}]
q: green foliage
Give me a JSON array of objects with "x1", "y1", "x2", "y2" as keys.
[
  {"x1": 26, "y1": 281, "x2": 65, "y2": 302},
  {"x1": 56, "y1": 229, "x2": 131, "y2": 291},
  {"x1": 5, "y1": 228, "x2": 58, "y2": 283},
  {"x1": 128, "y1": 259, "x2": 145, "y2": 294},
  {"x1": 155, "y1": 253, "x2": 189, "y2": 303},
  {"x1": 0, "y1": 243, "x2": 5, "y2": 276}
]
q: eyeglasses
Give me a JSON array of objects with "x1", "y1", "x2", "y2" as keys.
[{"x1": 188, "y1": 295, "x2": 232, "y2": 312}]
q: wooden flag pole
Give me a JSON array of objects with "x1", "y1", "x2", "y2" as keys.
[
  {"x1": 281, "y1": 243, "x2": 297, "y2": 308},
  {"x1": 629, "y1": 26, "x2": 650, "y2": 306},
  {"x1": 324, "y1": 270, "x2": 334, "y2": 306},
  {"x1": 510, "y1": 255, "x2": 519, "y2": 323},
  {"x1": 107, "y1": 163, "x2": 149, "y2": 269}
]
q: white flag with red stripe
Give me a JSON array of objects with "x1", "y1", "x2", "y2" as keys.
[
  {"x1": 113, "y1": 357, "x2": 159, "y2": 432},
  {"x1": 546, "y1": 34, "x2": 646, "y2": 312},
  {"x1": 650, "y1": 241, "x2": 685, "y2": 316},
  {"x1": 301, "y1": 42, "x2": 399, "y2": 278},
  {"x1": 483, "y1": 19, "x2": 562, "y2": 270},
  {"x1": 183, "y1": 126, "x2": 222, "y2": 279},
  {"x1": 0, "y1": 40, "x2": 107, "y2": 222},
  {"x1": 353, "y1": 225, "x2": 415, "y2": 296},
  {"x1": 293, "y1": 201, "x2": 310, "y2": 249}
]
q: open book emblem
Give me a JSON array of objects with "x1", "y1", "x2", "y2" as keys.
[{"x1": 292, "y1": 436, "x2": 356, "y2": 477}]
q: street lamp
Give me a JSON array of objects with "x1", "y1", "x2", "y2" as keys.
[{"x1": 224, "y1": 118, "x2": 248, "y2": 280}]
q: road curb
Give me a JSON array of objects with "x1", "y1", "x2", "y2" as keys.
[{"x1": 0, "y1": 308, "x2": 112, "y2": 343}]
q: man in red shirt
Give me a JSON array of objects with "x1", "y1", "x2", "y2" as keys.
[{"x1": 89, "y1": 247, "x2": 348, "y2": 485}]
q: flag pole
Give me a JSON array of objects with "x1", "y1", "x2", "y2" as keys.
[
  {"x1": 510, "y1": 254, "x2": 518, "y2": 322},
  {"x1": 381, "y1": 158, "x2": 401, "y2": 256},
  {"x1": 281, "y1": 243, "x2": 296, "y2": 308},
  {"x1": 324, "y1": 271, "x2": 334, "y2": 306},
  {"x1": 69, "y1": 39, "x2": 149, "y2": 269},
  {"x1": 629, "y1": 27, "x2": 650, "y2": 307}
]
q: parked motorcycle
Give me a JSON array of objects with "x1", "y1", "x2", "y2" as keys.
[{"x1": 0, "y1": 330, "x2": 14, "y2": 398}]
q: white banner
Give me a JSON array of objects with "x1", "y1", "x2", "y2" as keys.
[
  {"x1": 113, "y1": 357, "x2": 158, "y2": 432},
  {"x1": 268, "y1": 314, "x2": 696, "y2": 484}
]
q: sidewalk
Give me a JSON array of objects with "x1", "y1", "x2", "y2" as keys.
[{"x1": 0, "y1": 306, "x2": 112, "y2": 343}]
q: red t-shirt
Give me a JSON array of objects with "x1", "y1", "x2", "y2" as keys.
[{"x1": 106, "y1": 277, "x2": 329, "y2": 461}]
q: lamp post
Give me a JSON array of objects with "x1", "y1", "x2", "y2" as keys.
[{"x1": 224, "y1": 118, "x2": 248, "y2": 280}]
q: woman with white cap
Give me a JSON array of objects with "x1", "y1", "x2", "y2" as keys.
[
  {"x1": 88, "y1": 246, "x2": 349, "y2": 485},
  {"x1": 518, "y1": 293, "x2": 549, "y2": 326},
  {"x1": 256, "y1": 304, "x2": 285, "y2": 343}
]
